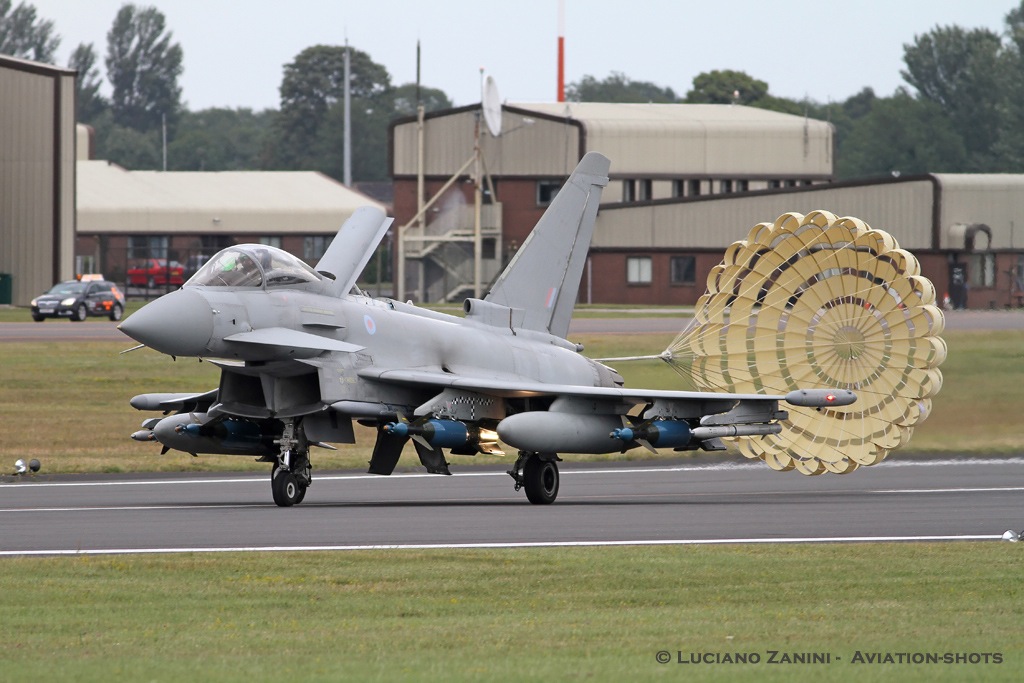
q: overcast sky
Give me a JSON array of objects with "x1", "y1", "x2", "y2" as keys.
[{"x1": 29, "y1": 0, "x2": 1017, "y2": 111}]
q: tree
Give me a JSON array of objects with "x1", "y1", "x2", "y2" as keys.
[
  {"x1": 994, "y1": 1, "x2": 1024, "y2": 168},
  {"x1": 901, "y1": 25, "x2": 1006, "y2": 169},
  {"x1": 91, "y1": 114, "x2": 162, "y2": 170},
  {"x1": 566, "y1": 72, "x2": 677, "y2": 103},
  {"x1": 836, "y1": 90, "x2": 967, "y2": 179},
  {"x1": 0, "y1": 0, "x2": 58, "y2": 62},
  {"x1": 392, "y1": 83, "x2": 452, "y2": 117},
  {"x1": 105, "y1": 3, "x2": 183, "y2": 132},
  {"x1": 269, "y1": 45, "x2": 395, "y2": 181},
  {"x1": 68, "y1": 42, "x2": 107, "y2": 123},
  {"x1": 686, "y1": 70, "x2": 767, "y2": 105},
  {"x1": 167, "y1": 108, "x2": 276, "y2": 171}
]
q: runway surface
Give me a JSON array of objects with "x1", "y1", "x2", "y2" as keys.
[{"x1": 2, "y1": 457, "x2": 1021, "y2": 556}]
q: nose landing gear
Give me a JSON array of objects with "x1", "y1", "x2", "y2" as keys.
[{"x1": 271, "y1": 419, "x2": 311, "y2": 507}]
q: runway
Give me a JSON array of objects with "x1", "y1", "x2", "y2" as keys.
[{"x1": 2, "y1": 457, "x2": 1020, "y2": 556}]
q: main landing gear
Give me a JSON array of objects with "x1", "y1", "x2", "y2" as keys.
[
  {"x1": 271, "y1": 419, "x2": 312, "y2": 507},
  {"x1": 509, "y1": 451, "x2": 561, "y2": 505}
]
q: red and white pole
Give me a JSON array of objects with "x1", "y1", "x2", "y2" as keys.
[{"x1": 557, "y1": 0, "x2": 565, "y2": 102}]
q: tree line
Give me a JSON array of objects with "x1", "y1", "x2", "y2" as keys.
[{"x1": 4, "y1": 1, "x2": 1024, "y2": 181}]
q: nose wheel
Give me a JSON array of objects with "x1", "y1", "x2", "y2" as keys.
[
  {"x1": 271, "y1": 419, "x2": 310, "y2": 507},
  {"x1": 509, "y1": 452, "x2": 560, "y2": 505}
]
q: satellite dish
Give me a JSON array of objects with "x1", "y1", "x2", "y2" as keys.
[{"x1": 482, "y1": 76, "x2": 502, "y2": 137}]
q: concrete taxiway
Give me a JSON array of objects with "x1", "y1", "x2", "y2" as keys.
[{"x1": 1, "y1": 457, "x2": 1021, "y2": 556}]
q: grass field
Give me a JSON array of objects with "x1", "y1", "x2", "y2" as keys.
[{"x1": 1, "y1": 543, "x2": 1021, "y2": 681}]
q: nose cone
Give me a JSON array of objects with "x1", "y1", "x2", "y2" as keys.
[{"x1": 118, "y1": 288, "x2": 214, "y2": 357}]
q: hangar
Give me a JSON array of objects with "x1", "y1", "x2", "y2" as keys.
[
  {"x1": 0, "y1": 55, "x2": 76, "y2": 307},
  {"x1": 390, "y1": 101, "x2": 1024, "y2": 309},
  {"x1": 75, "y1": 155, "x2": 385, "y2": 292}
]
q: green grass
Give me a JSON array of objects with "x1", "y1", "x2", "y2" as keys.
[
  {"x1": 1, "y1": 543, "x2": 1020, "y2": 682},
  {"x1": 1, "y1": 329, "x2": 1022, "y2": 474}
]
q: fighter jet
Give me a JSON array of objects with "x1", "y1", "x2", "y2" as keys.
[{"x1": 120, "y1": 152, "x2": 852, "y2": 507}]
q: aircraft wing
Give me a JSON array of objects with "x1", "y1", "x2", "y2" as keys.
[{"x1": 357, "y1": 367, "x2": 852, "y2": 410}]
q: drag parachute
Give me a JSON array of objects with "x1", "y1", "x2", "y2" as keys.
[{"x1": 666, "y1": 210, "x2": 946, "y2": 475}]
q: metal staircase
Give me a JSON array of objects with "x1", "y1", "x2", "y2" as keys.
[{"x1": 401, "y1": 202, "x2": 503, "y2": 302}]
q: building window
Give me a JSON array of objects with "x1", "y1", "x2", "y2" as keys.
[
  {"x1": 482, "y1": 180, "x2": 498, "y2": 204},
  {"x1": 622, "y1": 180, "x2": 635, "y2": 203},
  {"x1": 637, "y1": 179, "x2": 653, "y2": 201},
  {"x1": 537, "y1": 180, "x2": 561, "y2": 206},
  {"x1": 968, "y1": 253, "x2": 996, "y2": 288},
  {"x1": 304, "y1": 235, "x2": 330, "y2": 262},
  {"x1": 128, "y1": 235, "x2": 168, "y2": 259},
  {"x1": 736, "y1": 179, "x2": 749, "y2": 192},
  {"x1": 670, "y1": 256, "x2": 696, "y2": 285},
  {"x1": 627, "y1": 256, "x2": 652, "y2": 284},
  {"x1": 688, "y1": 179, "x2": 702, "y2": 197},
  {"x1": 769, "y1": 179, "x2": 782, "y2": 189},
  {"x1": 720, "y1": 179, "x2": 733, "y2": 193},
  {"x1": 260, "y1": 236, "x2": 282, "y2": 249},
  {"x1": 672, "y1": 180, "x2": 685, "y2": 198}
]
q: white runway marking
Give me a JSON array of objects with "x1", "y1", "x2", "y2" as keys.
[
  {"x1": 874, "y1": 487, "x2": 1024, "y2": 494},
  {"x1": 0, "y1": 504, "x2": 264, "y2": 513},
  {"x1": 3, "y1": 457, "x2": 1021, "y2": 490},
  {"x1": 0, "y1": 535, "x2": 1002, "y2": 557}
]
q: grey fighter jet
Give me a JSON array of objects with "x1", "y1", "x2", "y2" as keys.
[{"x1": 121, "y1": 152, "x2": 852, "y2": 506}]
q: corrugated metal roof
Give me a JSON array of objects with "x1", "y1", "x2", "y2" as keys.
[
  {"x1": 392, "y1": 102, "x2": 833, "y2": 178},
  {"x1": 934, "y1": 174, "x2": 1024, "y2": 249},
  {"x1": 0, "y1": 56, "x2": 75, "y2": 305},
  {"x1": 593, "y1": 179, "x2": 937, "y2": 250},
  {"x1": 513, "y1": 102, "x2": 833, "y2": 177},
  {"x1": 77, "y1": 161, "x2": 385, "y2": 234},
  {"x1": 516, "y1": 101, "x2": 822, "y2": 128}
]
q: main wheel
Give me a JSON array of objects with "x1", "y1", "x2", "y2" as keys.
[
  {"x1": 271, "y1": 468, "x2": 305, "y2": 507},
  {"x1": 71, "y1": 303, "x2": 87, "y2": 322},
  {"x1": 523, "y1": 455, "x2": 559, "y2": 505}
]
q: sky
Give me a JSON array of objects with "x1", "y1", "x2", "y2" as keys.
[{"x1": 28, "y1": 0, "x2": 1019, "y2": 111}]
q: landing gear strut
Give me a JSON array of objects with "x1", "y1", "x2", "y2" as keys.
[
  {"x1": 271, "y1": 419, "x2": 311, "y2": 507},
  {"x1": 508, "y1": 451, "x2": 560, "y2": 505}
]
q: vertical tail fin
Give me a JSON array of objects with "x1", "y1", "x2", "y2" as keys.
[
  {"x1": 316, "y1": 206, "x2": 393, "y2": 295},
  {"x1": 485, "y1": 151, "x2": 609, "y2": 338}
]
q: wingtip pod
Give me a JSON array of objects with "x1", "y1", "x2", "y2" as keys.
[
  {"x1": 667, "y1": 210, "x2": 946, "y2": 475},
  {"x1": 784, "y1": 389, "x2": 856, "y2": 408}
]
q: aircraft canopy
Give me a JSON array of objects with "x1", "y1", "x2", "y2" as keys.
[{"x1": 187, "y1": 245, "x2": 321, "y2": 289}]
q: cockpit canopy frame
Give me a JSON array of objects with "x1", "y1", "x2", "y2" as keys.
[{"x1": 186, "y1": 245, "x2": 322, "y2": 289}]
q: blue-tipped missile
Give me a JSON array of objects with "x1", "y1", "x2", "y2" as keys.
[
  {"x1": 610, "y1": 420, "x2": 693, "y2": 449},
  {"x1": 384, "y1": 419, "x2": 503, "y2": 455}
]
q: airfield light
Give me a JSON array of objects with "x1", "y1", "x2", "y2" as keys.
[{"x1": 1002, "y1": 530, "x2": 1020, "y2": 542}]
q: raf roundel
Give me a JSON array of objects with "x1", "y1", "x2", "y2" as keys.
[{"x1": 363, "y1": 314, "x2": 377, "y2": 335}]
